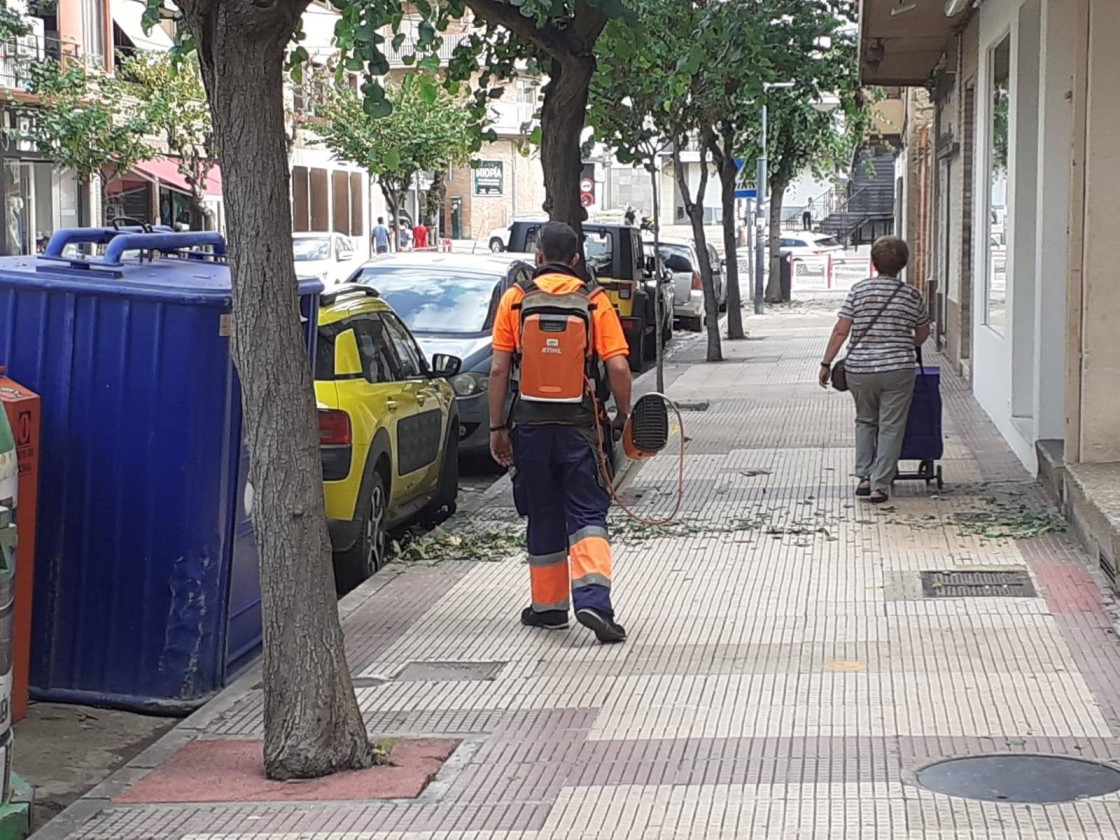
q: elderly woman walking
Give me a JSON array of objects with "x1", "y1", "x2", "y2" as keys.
[{"x1": 819, "y1": 236, "x2": 931, "y2": 504}]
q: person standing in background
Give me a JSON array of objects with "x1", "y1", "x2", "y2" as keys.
[
  {"x1": 372, "y1": 217, "x2": 390, "y2": 255},
  {"x1": 413, "y1": 220, "x2": 429, "y2": 250}
]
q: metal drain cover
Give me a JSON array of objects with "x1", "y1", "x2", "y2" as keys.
[
  {"x1": 917, "y1": 755, "x2": 1120, "y2": 803},
  {"x1": 921, "y1": 569, "x2": 1036, "y2": 598},
  {"x1": 396, "y1": 660, "x2": 504, "y2": 682}
]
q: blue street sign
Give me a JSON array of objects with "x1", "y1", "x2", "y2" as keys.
[
  {"x1": 734, "y1": 188, "x2": 757, "y2": 199},
  {"x1": 734, "y1": 158, "x2": 745, "y2": 176}
]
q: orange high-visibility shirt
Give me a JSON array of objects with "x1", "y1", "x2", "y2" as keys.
[{"x1": 492, "y1": 273, "x2": 629, "y2": 361}]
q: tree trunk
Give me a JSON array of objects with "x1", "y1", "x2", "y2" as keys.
[
  {"x1": 540, "y1": 56, "x2": 594, "y2": 236},
  {"x1": 714, "y1": 140, "x2": 745, "y2": 341},
  {"x1": 764, "y1": 179, "x2": 789, "y2": 303},
  {"x1": 671, "y1": 144, "x2": 721, "y2": 363},
  {"x1": 181, "y1": 0, "x2": 377, "y2": 781},
  {"x1": 425, "y1": 170, "x2": 447, "y2": 228}
]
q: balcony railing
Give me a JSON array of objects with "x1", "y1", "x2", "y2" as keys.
[
  {"x1": 0, "y1": 32, "x2": 81, "y2": 91},
  {"x1": 385, "y1": 33, "x2": 470, "y2": 68}
]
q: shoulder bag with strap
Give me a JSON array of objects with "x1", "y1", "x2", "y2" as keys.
[{"x1": 831, "y1": 282, "x2": 906, "y2": 393}]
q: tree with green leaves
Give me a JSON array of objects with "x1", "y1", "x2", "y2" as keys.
[
  {"x1": 9, "y1": 57, "x2": 153, "y2": 216},
  {"x1": 590, "y1": 0, "x2": 724, "y2": 361},
  {"x1": 760, "y1": 8, "x2": 869, "y2": 301},
  {"x1": 310, "y1": 73, "x2": 472, "y2": 239},
  {"x1": 144, "y1": 0, "x2": 630, "y2": 783},
  {"x1": 119, "y1": 51, "x2": 217, "y2": 229}
]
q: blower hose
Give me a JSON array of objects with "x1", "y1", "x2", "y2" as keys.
[{"x1": 590, "y1": 387, "x2": 687, "y2": 527}]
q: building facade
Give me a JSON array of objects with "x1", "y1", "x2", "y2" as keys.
[{"x1": 862, "y1": 0, "x2": 1120, "y2": 582}]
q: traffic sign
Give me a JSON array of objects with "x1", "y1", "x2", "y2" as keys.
[
  {"x1": 580, "y1": 192, "x2": 595, "y2": 208},
  {"x1": 734, "y1": 158, "x2": 745, "y2": 176},
  {"x1": 734, "y1": 188, "x2": 758, "y2": 199},
  {"x1": 580, "y1": 177, "x2": 594, "y2": 193}
]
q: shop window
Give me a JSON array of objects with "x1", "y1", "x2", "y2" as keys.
[
  {"x1": 309, "y1": 168, "x2": 329, "y2": 232},
  {"x1": 292, "y1": 166, "x2": 310, "y2": 232},
  {"x1": 349, "y1": 172, "x2": 363, "y2": 238},
  {"x1": 332, "y1": 170, "x2": 350, "y2": 235},
  {"x1": 3, "y1": 161, "x2": 80, "y2": 255},
  {"x1": 984, "y1": 34, "x2": 1010, "y2": 335}
]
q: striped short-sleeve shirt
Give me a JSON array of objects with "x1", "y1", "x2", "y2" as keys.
[{"x1": 839, "y1": 276, "x2": 929, "y2": 374}]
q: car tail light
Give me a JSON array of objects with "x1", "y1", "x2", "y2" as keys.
[
  {"x1": 318, "y1": 409, "x2": 351, "y2": 445},
  {"x1": 691, "y1": 272, "x2": 703, "y2": 291}
]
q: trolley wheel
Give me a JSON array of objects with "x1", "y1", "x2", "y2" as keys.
[{"x1": 936, "y1": 465, "x2": 944, "y2": 491}]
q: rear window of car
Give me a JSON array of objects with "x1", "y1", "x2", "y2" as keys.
[
  {"x1": 815, "y1": 237, "x2": 841, "y2": 248},
  {"x1": 657, "y1": 243, "x2": 697, "y2": 269},
  {"x1": 354, "y1": 269, "x2": 500, "y2": 334}
]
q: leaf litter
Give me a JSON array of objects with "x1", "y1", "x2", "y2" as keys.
[{"x1": 389, "y1": 482, "x2": 1064, "y2": 564}]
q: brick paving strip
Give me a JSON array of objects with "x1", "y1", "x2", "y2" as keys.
[{"x1": 36, "y1": 309, "x2": 1120, "y2": 839}]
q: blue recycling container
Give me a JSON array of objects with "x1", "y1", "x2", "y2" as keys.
[{"x1": 0, "y1": 227, "x2": 321, "y2": 713}]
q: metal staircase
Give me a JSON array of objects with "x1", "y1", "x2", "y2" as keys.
[{"x1": 817, "y1": 146, "x2": 897, "y2": 245}]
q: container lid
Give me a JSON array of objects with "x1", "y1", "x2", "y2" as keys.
[{"x1": 0, "y1": 228, "x2": 323, "y2": 305}]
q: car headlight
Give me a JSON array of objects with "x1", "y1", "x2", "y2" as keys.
[{"x1": 451, "y1": 372, "x2": 490, "y2": 396}]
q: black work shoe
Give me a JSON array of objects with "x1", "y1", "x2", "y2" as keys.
[
  {"x1": 521, "y1": 607, "x2": 570, "y2": 630},
  {"x1": 576, "y1": 608, "x2": 627, "y2": 643}
]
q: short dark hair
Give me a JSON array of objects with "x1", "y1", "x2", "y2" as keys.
[
  {"x1": 377, "y1": 216, "x2": 384, "y2": 224},
  {"x1": 871, "y1": 236, "x2": 909, "y2": 277},
  {"x1": 537, "y1": 222, "x2": 580, "y2": 264}
]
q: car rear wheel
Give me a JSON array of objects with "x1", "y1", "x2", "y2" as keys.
[
  {"x1": 334, "y1": 470, "x2": 387, "y2": 593},
  {"x1": 489, "y1": 238, "x2": 504, "y2": 253}
]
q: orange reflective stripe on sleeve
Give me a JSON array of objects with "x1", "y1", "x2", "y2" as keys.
[
  {"x1": 568, "y1": 526, "x2": 612, "y2": 589},
  {"x1": 591, "y1": 292, "x2": 630, "y2": 361},
  {"x1": 491, "y1": 286, "x2": 523, "y2": 353},
  {"x1": 529, "y1": 551, "x2": 570, "y2": 611}
]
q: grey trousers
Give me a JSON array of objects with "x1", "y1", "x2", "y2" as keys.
[{"x1": 847, "y1": 368, "x2": 916, "y2": 493}]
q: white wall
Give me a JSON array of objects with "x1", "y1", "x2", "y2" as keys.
[{"x1": 289, "y1": 145, "x2": 374, "y2": 263}]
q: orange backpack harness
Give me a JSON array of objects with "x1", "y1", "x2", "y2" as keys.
[{"x1": 511, "y1": 273, "x2": 605, "y2": 405}]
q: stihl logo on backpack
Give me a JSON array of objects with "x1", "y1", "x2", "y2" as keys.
[{"x1": 514, "y1": 274, "x2": 602, "y2": 404}]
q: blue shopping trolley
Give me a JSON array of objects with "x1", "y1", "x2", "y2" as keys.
[{"x1": 895, "y1": 348, "x2": 944, "y2": 490}]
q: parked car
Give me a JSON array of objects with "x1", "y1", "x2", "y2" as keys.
[
  {"x1": 640, "y1": 246, "x2": 675, "y2": 350},
  {"x1": 345, "y1": 253, "x2": 620, "y2": 469},
  {"x1": 778, "y1": 232, "x2": 844, "y2": 259},
  {"x1": 293, "y1": 231, "x2": 356, "y2": 286},
  {"x1": 487, "y1": 214, "x2": 548, "y2": 252},
  {"x1": 646, "y1": 236, "x2": 726, "y2": 332},
  {"x1": 314, "y1": 284, "x2": 462, "y2": 592}
]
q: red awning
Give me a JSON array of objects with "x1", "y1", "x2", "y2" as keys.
[{"x1": 131, "y1": 157, "x2": 223, "y2": 197}]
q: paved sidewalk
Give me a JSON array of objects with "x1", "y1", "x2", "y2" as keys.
[{"x1": 39, "y1": 306, "x2": 1120, "y2": 839}]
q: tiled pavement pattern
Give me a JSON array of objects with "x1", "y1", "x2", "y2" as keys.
[{"x1": 53, "y1": 307, "x2": 1120, "y2": 839}]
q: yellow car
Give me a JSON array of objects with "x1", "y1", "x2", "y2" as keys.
[{"x1": 314, "y1": 285, "x2": 462, "y2": 591}]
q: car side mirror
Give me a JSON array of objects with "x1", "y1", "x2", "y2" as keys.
[
  {"x1": 665, "y1": 254, "x2": 692, "y2": 273},
  {"x1": 430, "y1": 353, "x2": 462, "y2": 378},
  {"x1": 333, "y1": 329, "x2": 363, "y2": 377}
]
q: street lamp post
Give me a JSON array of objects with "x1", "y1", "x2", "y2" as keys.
[{"x1": 754, "y1": 82, "x2": 794, "y2": 316}]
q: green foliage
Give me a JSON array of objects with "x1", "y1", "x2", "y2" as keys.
[
  {"x1": 119, "y1": 51, "x2": 216, "y2": 205},
  {"x1": 8, "y1": 58, "x2": 153, "y2": 183},
  {"x1": 0, "y1": 6, "x2": 31, "y2": 39},
  {"x1": 310, "y1": 72, "x2": 474, "y2": 213}
]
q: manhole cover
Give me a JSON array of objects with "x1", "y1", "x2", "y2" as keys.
[
  {"x1": 917, "y1": 755, "x2": 1120, "y2": 803},
  {"x1": 395, "y1": 661, "x2": 505, "y2": 682},
  {"x1": 921, "y1": 569, "x2": 1036, "y2": 598}
]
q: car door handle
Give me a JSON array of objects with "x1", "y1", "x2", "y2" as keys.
[{"x1": 386, "y1": 398, "x2": 399, "y2": 412}]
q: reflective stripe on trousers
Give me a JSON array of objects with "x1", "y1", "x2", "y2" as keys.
[{"x1": 513, "y1": 425, "x2": 614, "y2": 617}]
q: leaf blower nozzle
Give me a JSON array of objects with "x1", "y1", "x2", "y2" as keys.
[{"x1": 622, "y1": 392, "x2": 671, "y2": 461}]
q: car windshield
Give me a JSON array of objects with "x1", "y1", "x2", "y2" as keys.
[
  {"x1": 293, "y1": 237, "x2": 331, "y2": 261},
  {"x1": 355, "y1": 269, "x2": 499, "y2": 334}
]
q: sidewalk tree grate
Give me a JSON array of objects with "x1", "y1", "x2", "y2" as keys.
[
  {"x1": 920, "y1": 569, "x2": 1036, "y2": 598},
  {"x1": 916, "y1": 755, "x2": 1120, "y2": 803},
  {"x1": 395, "y1": 660, "x2": 505, "y2": 682}
]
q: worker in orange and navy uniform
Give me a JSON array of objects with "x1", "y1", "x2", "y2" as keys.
[{"x1": 489, "y1": 221, "x2": 632, "y2": 643}]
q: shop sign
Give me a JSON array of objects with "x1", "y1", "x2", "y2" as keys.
[{"x1": 472, "y1": 160, "x2": 504, "y2": 196}]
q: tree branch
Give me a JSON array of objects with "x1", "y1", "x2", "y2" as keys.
[{"x1": 463, "y1": 0, "x2": 567, "y2": 57}]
